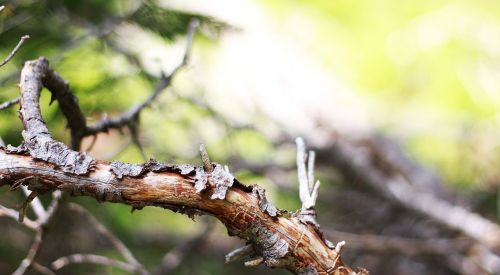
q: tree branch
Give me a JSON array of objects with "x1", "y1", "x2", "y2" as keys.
[
  {"x1": 84, "y1": 19, "x2": 199, "y2": 137},
  {"x1": 0, "y1": 56, "x2": 366, "y2": 274}
]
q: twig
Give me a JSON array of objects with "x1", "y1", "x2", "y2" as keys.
[
  {"x1": 0, "y1": 97, "x2": 20, "y2": 110},
  {"x1": 84, "y1": 19, "x2": 199, "y2": 136},
  {"x1": 31, "y1": 262, "x2": 56, "y2": 275},
  {"x1": 225, "y1": 244, "x2": 254, "y2": 264},
  {"x1": 21, "y1": 185, "x2": 47, "y2": 221},
  {"x1": 153, "y1": 220, "x2": 214, "y2": 275},
  {"x1": 0, "y1": 5, "x2": 4, "y2": 13},
  {"x1": 295, "y1": 137, "x2": 320, "y2": 210},
  {"x1": 0, "y1": 35, "x2": 30, "y2": 67},
  {"x1": 0, "y1": 204, "x2": 38, "y2": 229},
  {"x1": 12, "y1": 228, "x2": 43, "y2": 275},
  {"x1": 68, "y1": 203, "x2": 149, "y2": 275},
  {"x1": 18, "y1": 190, "x2": 38, "y2": 222},
  {"x1": 51, "y1": 253, "x2": 139, "y2": 273},
  {"x1": 37, "y1": 190, "x2": 62, "y2": 226}
]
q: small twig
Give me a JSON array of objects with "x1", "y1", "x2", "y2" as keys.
[
  {"x1": 21, "y1": 185, "x2": 47, "y2": 221},
  {"x1": 0, "y1": 204, "x2": 38, "y2": 229},
  {"x1": 37, "y1": 190, "x2": 62, "y2": 226},
  {"x1": 244, "y1": 256, "x2": 263, "y2": 267},
  {"x1": 0, "y1": 35, "x2": 30, "y2": 67},
  {"x1": 0, "y1": 5, "x2": 5, "y2": 13},
  {"x1": 18, "y1": 190, "x2": 39, "y2": 222},
  {"x1": 51, "y1": 253, "x2": 139, "y2": 273},
  {"x1": 12, "y1": 228, "x2": 43, "y2": 275},
  {"x1": 225, "y1": 244, "x2": 254, "y2": 264},
  {"x1": 295, "y1": 137, "x2": 321, "y2": 210},
  {"x1": 153, "y1": 219, "x2": 214, "y2": 275},
  {"x1": 68, "y1": 203, "x2": 149, "y2": 275},
  {"x1": 31, "y1": 262, "x2": 56, "y2": 275},
  {"x1": 0, "y1": 97, "x2": 20, "y2": 111}
]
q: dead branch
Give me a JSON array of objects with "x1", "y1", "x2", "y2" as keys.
[{"x1": 0, "y1": 57, "x2": 365, "y2": 275}]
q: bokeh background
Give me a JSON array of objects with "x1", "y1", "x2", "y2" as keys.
[{"x1": 1, "y1": 0, "x2": 500, "y2": 274}]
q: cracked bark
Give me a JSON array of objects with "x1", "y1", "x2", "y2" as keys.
[{"x1": 0, "y1": 57, "x2": 365, "y2": 274}]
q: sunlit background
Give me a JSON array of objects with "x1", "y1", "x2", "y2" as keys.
[{"x1": 1, "y1": 0, "x2": 500, "y2": 274}]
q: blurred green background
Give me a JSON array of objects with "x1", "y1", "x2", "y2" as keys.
[{"x1": 1, "y1": 0, "x2": 500, "y2": 274}]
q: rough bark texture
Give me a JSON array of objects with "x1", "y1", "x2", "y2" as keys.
[{"x1": 0, "y1": 57, "x2": 365, "y2": 274}]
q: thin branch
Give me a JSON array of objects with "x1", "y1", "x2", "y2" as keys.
[
  {"x1": 31, "y1": 262, "x2": 56, "y2": 275},
  {"x1": 0, "y1": 35, "x2": 30, "y2": 67},
  {"x1": 12, "y1": 228, "x2": 43, "y2": 275},
  {"x1": 225, "y1": 244, "x2": 254, "y2": 264},
  {"x1": 37, "y1": 190, "x2": 62, "y2": 226},
  {"x1": 153, "y1": 220, "x2": 214, "y2": 275},
  {"x1": 0, "y1": 204, "x2": 38, "y2": 229},
  {"x1": 0, "y1": 97, "x2": 20, "y2": 110},
  {"x1": 51, "y1": 253, "x2": 139, "y2": 273},
  {"x1": 68, "y1": 203, "x2": 149, "y2": 275},
  {"x1": 295, "y1": 137, "x2": 320, "y2": 210},
  {"x1": 21, "y1": 185, "x2": 47, "y2": 221},
  {"x1": 84, "y1": 19, "x2": 199, "y2": 136}
]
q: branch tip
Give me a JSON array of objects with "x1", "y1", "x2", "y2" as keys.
[
  {"x1": 244, "y1": 256, "x2": 263, "y2": 267},
  {"x1": 225, "y1": 244, "x2": 254, "y2": 264},
  {"x1": 0, "y1": 35, "x2": 30, "y2": 68},
  {"x1": 295, "y1": 137, "x2": 320, "y2": 210}
]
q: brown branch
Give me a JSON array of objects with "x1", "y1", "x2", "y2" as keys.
[
  {"x1": 0, "y1": 56, "x2": 365, "y2": 274},
  {"x1": 0, "y1": 35, "x2": 30, "y2": 67}
]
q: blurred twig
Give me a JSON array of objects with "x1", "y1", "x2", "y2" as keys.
[
  {"x1": 84, "y1": 19, "x2": 199, "y2": 137},
  {"x1": 153, "y1": 219, "x2": 215, "y2": 275},
  {"x1": 0, "y1": 97, "x2": 19, "y2": 110},
  {"x1": 0, "y1": 35, "x2": 29, "y2": 67},
  {"x1": 51, "y1": 254, "x2": 139, "y2": 273},
  {"x1": 68, "y1": 203, "x2": 150, "y2": 275}
]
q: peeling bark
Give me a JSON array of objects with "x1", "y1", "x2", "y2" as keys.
[
  {"x1": 0, "y1": 57, "x2": 366, "y2": 274},
  {"x1": 0, "y1": 150, "x2": 358, "y2": 274}
]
